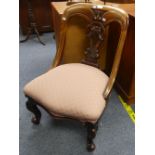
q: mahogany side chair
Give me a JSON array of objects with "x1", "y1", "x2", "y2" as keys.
[{"x1": 24, "y1": 3, "x2": 129, "y2": 151}]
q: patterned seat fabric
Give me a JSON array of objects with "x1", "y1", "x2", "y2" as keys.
[{"x1": 24, "y1": 63, "x2": 109, "y2": 123}]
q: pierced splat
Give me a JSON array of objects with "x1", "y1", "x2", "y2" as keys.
[{"x1": 82, "y1": 7, "x2": 106, "y2": 68}]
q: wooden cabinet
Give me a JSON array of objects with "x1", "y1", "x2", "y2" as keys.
[{"x1": 51, "y1": 2, "x2": 135, "y2": 104}]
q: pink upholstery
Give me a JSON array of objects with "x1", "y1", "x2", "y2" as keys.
[{"x1": 24, "y1": 63, "x2": 109, "y2": 123}]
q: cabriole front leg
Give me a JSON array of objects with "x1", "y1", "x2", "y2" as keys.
[{"x1": 26, "y1": 97, "x2": 41, "y2": 124}]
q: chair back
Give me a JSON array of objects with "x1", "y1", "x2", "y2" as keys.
[{"x1": 52, "y1": 3, "x2": 129, "y2": 98}]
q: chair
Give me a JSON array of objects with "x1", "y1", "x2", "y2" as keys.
[{"x1": 24, "y1": 3, "x2": 129, "y2": 151}]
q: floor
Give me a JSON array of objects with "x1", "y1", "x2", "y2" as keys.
[{"x1": 19, "y1": 32, "x2": 135, "y2": 155}]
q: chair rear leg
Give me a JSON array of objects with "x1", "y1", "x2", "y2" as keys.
[
  {"x1": 26, "y1": 97, "x2": 41, "y2": 124},
  {"x1": 86, "y1": 122, "x2": 98, "y2": 151}
]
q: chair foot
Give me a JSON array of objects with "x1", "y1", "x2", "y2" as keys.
[
  {"x1": 86, "y1": 122, "x2": 98, "y2": 151},
  {"x1": 26, "y1": 97, "x2": 41, "y2": 124},
  {"x1": 87, "y1": 142, "x2": 96, "y2": 151},
  {"x1": 31, "y1": 116, "x2": 40, "y2": 124}
]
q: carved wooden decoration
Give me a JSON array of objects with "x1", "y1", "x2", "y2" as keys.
[{"x1": 82, "y1": 7, "x2": 106, "y2": 68}]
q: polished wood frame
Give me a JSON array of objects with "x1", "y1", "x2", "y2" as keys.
[
  {"x1": 67, "y1": 0, "x2": 91, "y2": 6},
  {"x1": 25, "y1": 3, "x2": 129, "y2": 151}
]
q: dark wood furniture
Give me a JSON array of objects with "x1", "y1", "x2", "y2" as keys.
[
  {"x1": 51, "y1": 1, "x2": 135, "y2": 104},
  {"x1": 20, "y1": 0, "x2": 45, "y2": 45},
  {"x1": 19, "y1": 0, "x2": 65, "y2": 35},
  {"x1": 20, "y1": 0, "x2": 52, "y2": 34}
]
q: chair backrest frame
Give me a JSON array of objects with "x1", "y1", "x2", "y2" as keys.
[{"x1": 52, "y1": 3, "x2": 129, "y2": 99}]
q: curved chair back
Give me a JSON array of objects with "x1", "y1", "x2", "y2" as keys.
[{"x1": 52, "y1": 3, "x2": 129, "y2": 99}]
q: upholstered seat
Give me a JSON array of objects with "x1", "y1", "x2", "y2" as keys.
[{"x1": 24, "y1": 63, "x2": 109, "y2": 123}]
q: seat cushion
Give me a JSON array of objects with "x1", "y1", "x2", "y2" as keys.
[{"x1": 24, "y1": 63, "x2": 109, "y2": 123}]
